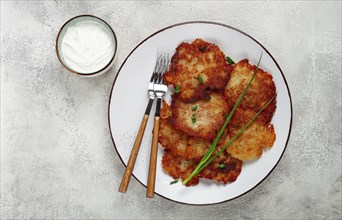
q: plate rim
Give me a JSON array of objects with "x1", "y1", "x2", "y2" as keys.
[{"x1": 108, "y1": 20, "x2": 293, "y2": 206}]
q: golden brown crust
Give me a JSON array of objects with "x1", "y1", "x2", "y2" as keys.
[
  {"x1": 171, "y1": 92, "x2": 229, "y2": 139},
  {"x1": 160, "y1": 100, "x2": 173, "y2": 119},
  {"x1": 224, "y1": 59, "x2": 276, "y2": 123},
  {"x1": 185, "y1": 137, "x2": 212, "y2": 161},
  {"x1": 224, "y1": 107, "x2": 276, "y2": 161},
  {"x1": 158, "y1": 117, "x2": 189, "y2": 159},
  {"x1": 164, "y1": 39, "x2": 233, "y2": 102},
  {"x1": 162, "y1": 150, "x2": 242, "y2": 186},
  {"x1": 199, "y1": 151, "x2": 243, "y2": 184},
  {"x1": 162, "y1": 150, "x2": 200, "y2": 187},
  {"x1": 159, "y1": 101, "x2": 189, "y2": 157},
  {"x1": 158, "y1": 100, "x2": 212, "y2": 161}
]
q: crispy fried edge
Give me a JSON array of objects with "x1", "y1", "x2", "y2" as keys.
[
  {"x1": 171, "y1": 92, "x2": 229, "y2": 139},
  {"x1": 224, "y1": 59, "x2": 277, "y2": 123},
  {"x1": 164, "y1": 39, "x2": 233, "y2": 102}
]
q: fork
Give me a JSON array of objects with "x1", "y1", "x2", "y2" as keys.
[
  {"x1": 118, "y1": 54, "x2": 164, "y2": 193},
  {"x1": 146, "y1": 53, "x2": 169, "y2": 198}
]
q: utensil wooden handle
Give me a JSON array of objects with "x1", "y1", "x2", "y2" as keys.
[
  {"x1": 119, "y1": 114, "x2": 149, "y2": 193},
  {"x1": 146, "y1": 116, "x2": 160, "y2": 198}
]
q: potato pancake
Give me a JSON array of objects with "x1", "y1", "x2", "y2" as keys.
[
  {"x1": 199, "y1": 151, "x2": 242, "y2": 184},
  {"x1": 224, "y1": 59, "x2": 276, "y2": 123},
  {"x1": 159, "y1": 100, "x2": 189, "y2": 158},
  {"x1": 162, "y1": 150, "x2": 200, "y2": 187},
  {"x1": 164, "y1": 39, "x2": 233, "y2": 102},
  {"x1": 162, "y1": 150, "x2": 242, "y2": 186},
  {"x1": 159, "y1": 100, "x2": 212, "y2": 161},
  {"x1": 159, "y1": 117, "x2": 189, "y2": 159},
  {"x1": 226, "y1": 122, "x2": 276, "y2": 161},
  {"x1": 171, "y1": 92, "x2": 229, "y2": 139},
  {"x1": 224, "y1": 107, "x2": 276, "y2": 161}
]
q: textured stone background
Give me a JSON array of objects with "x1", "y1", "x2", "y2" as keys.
[{"x1": 1, "y1": 1, "x2": 341, "y2": 219}]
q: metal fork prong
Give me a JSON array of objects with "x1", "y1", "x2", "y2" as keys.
[
  {"x1": 150, "y1": 72, "x2": 155, "y2": 83},
  {"x1": 156, "y1": 53, "x2": 169, "y2": 84},
  {"x1": 157, "y1": 69, "x2": 163, "y2": 83},
  {"x1": 153, "y1": 54, "x2": 160, "y2": 73},
  {"x1": 151, "y1": 53, "x2": 162, "y2": 83},
  {"x1": 160, "y1": 54, "x2": 169, "y2": 83},
  {"x1": 154, "y1": 54, "x2": 162, "y2": 83}
]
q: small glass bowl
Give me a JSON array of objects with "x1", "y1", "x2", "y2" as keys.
[{"x1": 56, "y1": 15, "x2": 117, "y2": 77}]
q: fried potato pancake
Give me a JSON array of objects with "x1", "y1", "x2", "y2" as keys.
[
  {"x1": 164, "y1": 39, "x2": 233, "y2": 102},
  {"x1": 224, "y1": 108, "x2": 276, "y2": 161},
  {"x1": 158, "y1": 117, "x2": 190, "y2": 159},
  {"x1": 160, "y1": 100, "x2": 173, "y2": 119},
  {"x1": 171, "y1": 92, "x2": 229, "y2": 139},
  {"x1": 159, "y1": 100, "x2": 189, "y2": 159},
  {"x1": 159, "y1": 117, "x2": 231, "y2": 161},
  {"x1": 199, "y1": 151, "x2": 243, "y2": 184},
  {"x1": 224, "y1": 59, "x2": 276, "y2": 123},
  {"x1": 162, "y1": 150, "x2": 200, "y2": 187},
  {"x1": 159, "y1": 100, "x2": 212, "y2": 161},
  {"x1": 162, "y1": 150, "x2": 242, "y2": 186}
]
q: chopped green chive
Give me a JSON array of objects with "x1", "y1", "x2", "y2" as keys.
[
  {"x1": 191, "y1": 114, "x2": 196, "y2": 124},
  {"x1": 219, "y1": 164, "x2": 226, "y2": 169},
  {"x1": 192, "y1": 105, "x2": 198, "y2": 111},
  {"x1": 170, "y1": 179, "x2": 179, "y2": 185},
  {"x1": 226, "y1": 56, "x2": 235, "y2": 64},
  {"x1": 224, "y1": 113, "x2": 229, "y2": 118},
  {"x1": 197, "y1": 75, "x2": 204, "y2": 84},
  {"x1": 174, "y1": 85, "x2": 180, "y2": 93}
]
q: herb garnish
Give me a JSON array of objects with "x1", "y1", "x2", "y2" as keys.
[
  {"x1": 219, "y1": 164, "x2": 226, "y2": 169},
  {"x1": 226, "y1": 56, "x2": 235, "y2": 64},
  {"x1": 191, "y1": 114, "x2": 196, "y2": 124},
  {"x1": 170, "y1": 179, "x2": 179, "y2": 185},
  {"x1": 174, "y1": 85, "x2": 180, "y2": 93},
  {"x1": 197, "y1": 75, "x2": 204, "y2": 84},
  {"x1": 191, "y1": 105, "x2": 198, "y2": 124},
  {"x1": 182, "y1": 95, "x2": 276, "y2": 184},
  {"x1": 182, "y1": 53, "x2": 264, "y2": 185}
]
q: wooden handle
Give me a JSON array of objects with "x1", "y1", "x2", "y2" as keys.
[
  {"x1": 146, "y1": 116, "x2": 160, "y2": 198},
  {"x1": 119, "y1": 114, "x2": 149, "y2": 193}
]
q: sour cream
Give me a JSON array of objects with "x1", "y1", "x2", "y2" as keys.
[{"x1": 56, "y1": 15, "x2": 117, "y2": 75}]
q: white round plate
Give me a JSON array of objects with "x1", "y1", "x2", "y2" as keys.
[{"x1": 108, "y1": 21, "x2": 292, "y2": 205}]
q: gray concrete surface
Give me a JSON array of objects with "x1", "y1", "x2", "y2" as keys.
[{"x1": 1, "y1": 1, "x2": 341, "y2": 219}]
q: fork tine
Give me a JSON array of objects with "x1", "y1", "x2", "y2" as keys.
[
  {"x1": 150, "y1": 53, "x2": 161, "y2": 83},
  {"x1": 153, "y1": 53, "x2": 162, "y2": 83},
  {"x1": 154, "y1": 53, "x2": 162, "y2": 72},
  {"x1": 161, "y1": 53, "x2": 170, "y2": 83},
  {"x1": 155, "y1": 53, "x2": 170, "y2": 84},
  {"x1": 149, "y1": 72, "x2": 155, "y2": 82},
  {"x1": 164, "y1": 53, "x2": 170, "y2": 72}
]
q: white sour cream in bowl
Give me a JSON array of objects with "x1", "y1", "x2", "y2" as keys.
[{"x1": 56, "y1": 15, "x2": 117, "y2": 76}]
